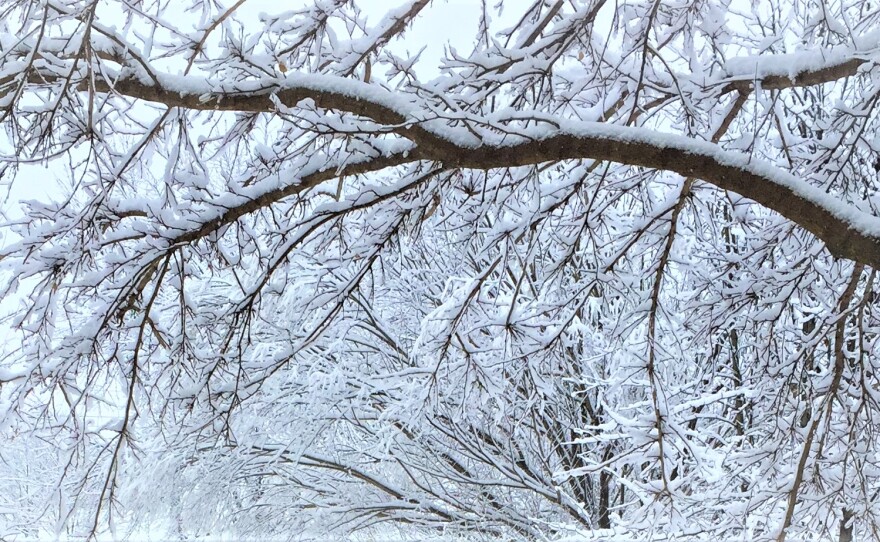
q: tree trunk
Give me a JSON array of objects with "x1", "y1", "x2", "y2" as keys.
[
  {"x1": 598, "y1": 447, "x2": 613, "y2": 529},
  {"x1": 839, "y1": 508, "x2": 853, "y2": 542}
]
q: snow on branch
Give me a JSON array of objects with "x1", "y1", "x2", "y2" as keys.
[
  {"x1": 76, "y1": 66, "x2": 880, "y2": 267},
  {"x1": 5, "y1": 1, "x2": 880, "y2": 541}
]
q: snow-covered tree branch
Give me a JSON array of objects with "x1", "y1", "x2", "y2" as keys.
[
  {"x1": 24, "y1": 47, "x2": 880, "y2": 265},
  {"x1": 3, "y1": 0, "x2": 880, "y2": 540}
]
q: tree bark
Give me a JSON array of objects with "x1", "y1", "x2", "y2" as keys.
[{"x1": 840, "y1": 508, "x2": 854, "y2": 542}]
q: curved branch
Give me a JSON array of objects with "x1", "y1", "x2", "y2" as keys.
[
  {"x1": 60, "y1": 62, "x2": 880, "y2": 266},
  {"x1": 96, "y1": 70, "x2": 459, "y2": 152},
  {"x1": 445, "y1": 127, "x2": 880, "y2": 268},
  {"x1": 173, "y1": 147, "x2": 425, "y2": 245}
]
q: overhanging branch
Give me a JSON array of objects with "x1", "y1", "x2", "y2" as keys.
[
  {"x1": 33, "y1": 54, "x2": 880, "y2": 267},
  {"x1": 444, "y1": 129, "x2": 880, "y2": 268}
]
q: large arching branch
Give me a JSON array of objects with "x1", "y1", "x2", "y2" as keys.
[
  {"x1": 38, "y1": 56, "x2": 880, "y2": 267},
  {"x1": 163, "y1": 120, "x2": 880, "y2": 268},
  {"x1": 444, "y1": 127, "x2": 880, "y2": 268}
]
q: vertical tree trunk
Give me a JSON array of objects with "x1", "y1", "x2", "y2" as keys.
[
  {"x1": 839, "y1": 508, "x2": 853, "y2": 542},
  {"x1": 598, "y1": 447, "x2": 613, "y2": 529}
]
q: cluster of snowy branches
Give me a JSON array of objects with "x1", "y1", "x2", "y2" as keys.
[{"x1": 2, "y1": 0, "x2": 880, "y2": 540}]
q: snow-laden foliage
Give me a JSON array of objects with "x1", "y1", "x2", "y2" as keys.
[{"x1": 2, "y1": 0, "x2": 880, "y2": 540}]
